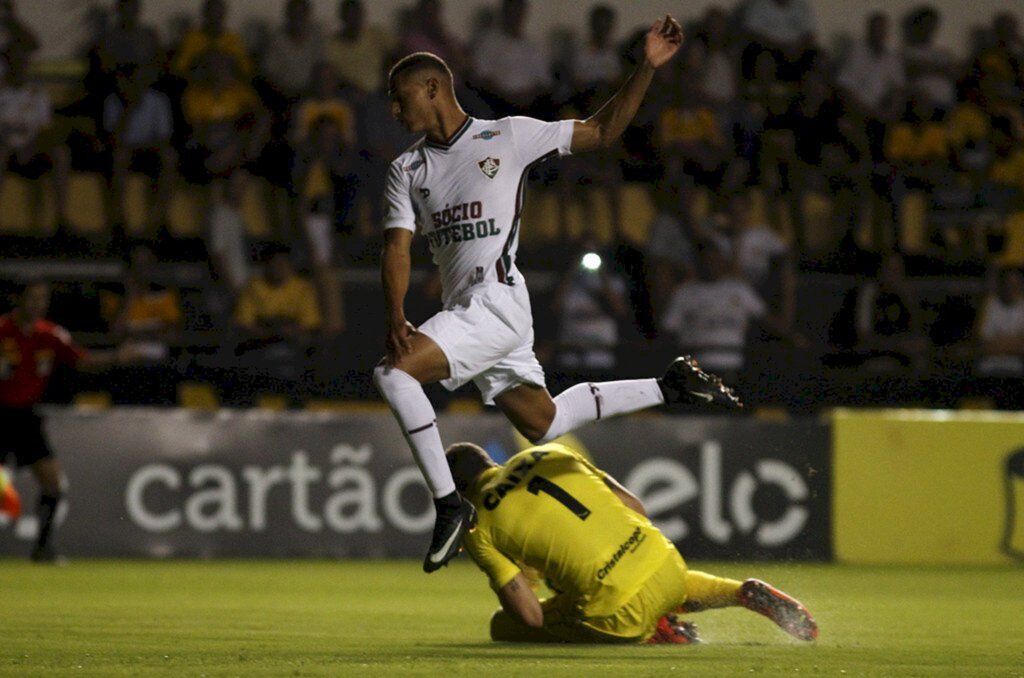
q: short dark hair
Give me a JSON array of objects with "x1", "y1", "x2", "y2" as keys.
[
  {"x1": 445, "y1": 442, "x2": 496, "y2": 492},
  {"x1": 591, "y1": 4, "x2": 614, "y2": 22},
  {"x1": 388, "y1": 52, "x2": 452, "y2": 91}
]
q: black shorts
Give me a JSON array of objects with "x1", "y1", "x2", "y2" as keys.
[{"x1": 0, "y1": 407, "x2": 54, "y2": 468}]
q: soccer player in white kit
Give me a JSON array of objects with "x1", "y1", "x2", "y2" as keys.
[{"x1": 374, "y1": 15, "x2": 740, "y2": 573}]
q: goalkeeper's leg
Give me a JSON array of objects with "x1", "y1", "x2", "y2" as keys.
[
  {"x1": 680, "y1": 570, "x2": 818, "y2": 641},
  {"x1": 680, "y1": 570, "x2": 743, "y2": 612}
]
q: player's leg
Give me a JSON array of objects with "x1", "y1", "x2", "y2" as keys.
[
  {"x1": 495, "y1": 379, "x2": 664, "y2": 444},
  {"x1": 29, "y1": 456, "x2": 63, "y2": 563},
  {"x1": 495, "y1": 357, "x2": 741, "y2": 444},
  {"x1": 372, "y1": 333, "x2": 472, "y2": 573},
  {"x1": 679, "y1": 569, "x2": 818, "y2": 641},
  {"x1": 384, "y1": 283, "x2": 536, "y2": 498},
  {"x1": 8, "y1": 409, "x2": 63, "y2": 562},
  {"x1": 679, "y1": 570, "x2": 744, "y2": 612},
  {"x1": 734, "y1": 578, "x2": 819, "y2": 641},
  {"x1": 383, "y1": 283, "x2": 546, "y2": 570},
  {"x1": 657, "y1": 356, "x2": 743, "y2": 408},
  {"x1": 372, "y1": 336, "x2": 454, "y2": 499}
]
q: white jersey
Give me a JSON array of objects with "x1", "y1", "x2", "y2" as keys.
[
  {"x1": 976, "y1": 294, "x2": 1024, "y2": 376},
  {"x1": 383, "y1": 116, "x2": 574, "y2": 307},
  {"x1": 661, "y1": 279, "x2": 766, "y2": 372}
]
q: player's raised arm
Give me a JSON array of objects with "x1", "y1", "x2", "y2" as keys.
[{"x1": 570, "y1": 14, "x2": 683, "y2": 154}]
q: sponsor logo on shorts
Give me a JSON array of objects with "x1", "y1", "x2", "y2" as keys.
[
  {"x1": 596, "y1": 526, "x2": 647, "y2": 580},
  {"x1": 472, "y1": 130, "x2": 502, "y2": 141},
  {"x1": 479, "y1": 157, "x2": 500, "y2": 179}
]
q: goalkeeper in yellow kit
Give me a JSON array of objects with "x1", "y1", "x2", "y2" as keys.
[{"x1": 446, "y1": 442, "x2": 818, "y2": 644}]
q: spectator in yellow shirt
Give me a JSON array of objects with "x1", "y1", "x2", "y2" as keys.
[
  {"x1": 326, "y1": 0, "x2": 397, "y2": 95},
  {"x1": 291, "y1": 65, "x2": 355, "y2": 337},
  {"x1": 172, "y1": 0, "x2": 253, "y2": 81},
  {"x1": 886, "y1": 105, "x2": 949, "y2": 164},
  {"x1": 233, "y1": 244, "x2": 322, "y2": 346},
  {"x1": 182, "y1": 51, "x2": 267, "y2": 183},
  {"x1": 948, "y1": 98, "x2": 989, "y2": 149},
  {"x1": 101, "y1": 244, "x2": 184, "y2": 404},
  {"x1": 291, "y1": 62, "x2": 356, "y2": 148},
  {"x1": 885, "y1": 91, "x2": 953, "y2": 192},
  {"x1": 225, "y1": 244, "x2": 321, "y2": 404},
  {"x1": 655, "y1": 44, "x2": 727, "y2": 191},
  {"x1": 104, "y1": 244, "x2": 183, "y2": 357},
  {"x1": 980, "y1": 116, "x2": 1024, "y2": 211}
]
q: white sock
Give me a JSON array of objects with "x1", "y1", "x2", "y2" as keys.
[
  {"x1": 536, "y1": 379, "x2": 665, "y2": 444},
  {"x1": 373, "y1": 365, "x2": 456, "y2": 498}
]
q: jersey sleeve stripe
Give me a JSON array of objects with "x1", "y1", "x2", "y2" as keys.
[{"x1": 495, "y1": 148, "x2": 561, "y2": 285}]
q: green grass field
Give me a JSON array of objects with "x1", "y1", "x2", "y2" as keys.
[{"x1": 1, "y1": 560, "x2": 1022, "y2": 677}]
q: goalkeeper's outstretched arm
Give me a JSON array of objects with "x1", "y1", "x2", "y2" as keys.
[{"x1": 497, "y1": 573, "x2": 543, "y2": 628}]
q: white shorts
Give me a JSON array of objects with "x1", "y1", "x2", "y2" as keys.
[{"x1": 418, "y1": 282, "x2": 546, "y2": 405}]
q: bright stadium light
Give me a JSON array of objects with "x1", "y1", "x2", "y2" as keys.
[{"x1": 580, "y1": 252, "x2": 602, "y2": 272}]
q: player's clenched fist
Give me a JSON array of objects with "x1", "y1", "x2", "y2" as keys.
[{"x1": 644, "y1": 15, "x2": 684, "y2": 68}]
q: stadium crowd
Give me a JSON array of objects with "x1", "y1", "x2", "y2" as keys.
[{"x1": 1, "y1": 0, "x2": 1023, "y2": 413}]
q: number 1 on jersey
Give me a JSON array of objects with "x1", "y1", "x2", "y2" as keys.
[{"x1": 527, "y1": 475, "x2": 591, "y2": 520}]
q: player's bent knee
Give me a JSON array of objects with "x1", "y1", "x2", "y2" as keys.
[
  {"x1": 531, "y1": 414, "x2": 563, "y2": 445},
  {"x1": 372, "y1": 364, "x2": 407, "y2": 397},
  {"x1": 513, "y1": 410, "x2": 557, "y2": 445}
]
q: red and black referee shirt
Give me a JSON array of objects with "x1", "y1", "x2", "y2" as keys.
[{"x1": 0, "y1": 313, "x2": 87, "y2": 409}]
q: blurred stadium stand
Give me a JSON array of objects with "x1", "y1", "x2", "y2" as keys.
[{"x1": 0, "y1": 0, "x2": 1021, "y2": 414}]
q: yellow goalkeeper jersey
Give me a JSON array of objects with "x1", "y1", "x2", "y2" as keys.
[{"x1": 462, "y1": 444, "x2": 675, "y2": 618}]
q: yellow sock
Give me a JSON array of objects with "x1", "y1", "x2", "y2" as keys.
[{"x1": 682, "y1": 570, "x2": 742, "y2": 612}]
